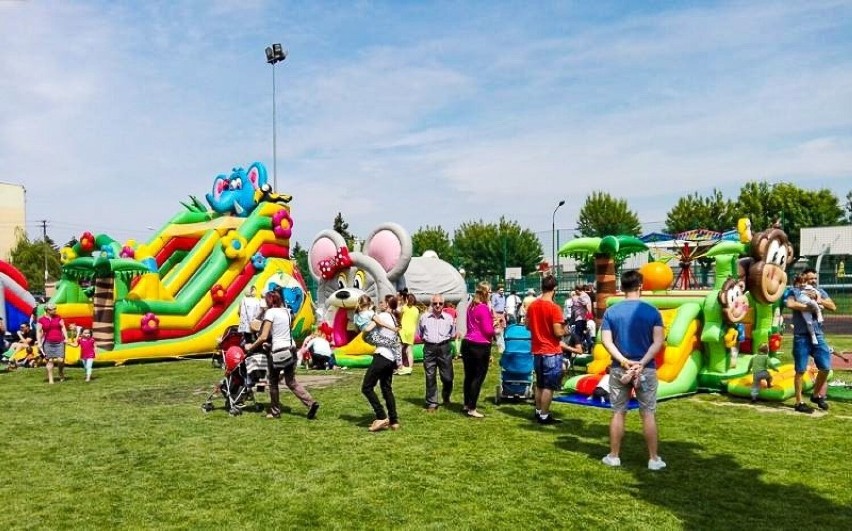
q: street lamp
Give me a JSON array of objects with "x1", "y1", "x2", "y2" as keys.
[
  {"x1": 552, "y1": 199, "x2": 566, "y2": 275},
  {"x1": 265, "y1": 43, "x2": 287, "y2": 191}
]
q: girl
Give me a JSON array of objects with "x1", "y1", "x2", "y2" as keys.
[
  {"x1": 398, "y1": 293, "x2": 420, "y2": 375},
  {"x1": 461, "y1": 282, "x2": 496, "y2": 418},
  {"x1": 76, "y1": 328, "x2": 96, "y2": 382},
  {"x1": 354, "y1": 295, "x2": 400, "y2": 350}
]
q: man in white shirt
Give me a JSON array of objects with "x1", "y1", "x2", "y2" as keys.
[
  {"x1": 505, "y1": 290, "x2": 522, "y2": 324},
  {"x1": 238, "y1": 286, "x2": 262, "y2": 341}
]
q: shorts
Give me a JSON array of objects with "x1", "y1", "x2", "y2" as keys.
[
  {"x1": 609, "y1": 367, "x2": 658, "y2": 413},
  {"x1": 533, "y1": 354, "x2": 564, "y2": 390},
  {"x1": 792, "y1": 334, "x2": 831, "y2": 373},
  {"x1": 42, "y1": 341, "x2": 65, "y2": 360}
]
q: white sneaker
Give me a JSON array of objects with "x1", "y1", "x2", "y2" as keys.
[
  {"x1": 601, "y1": 455, "x2": 621, "y2": 467},
  {"x1": 648, "y1": 457, "x2": 667, "y2": 471}
]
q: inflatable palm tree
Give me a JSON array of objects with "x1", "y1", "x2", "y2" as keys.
[{"x1": 558, "y1": 235, "x2": 647, "y2": 321}]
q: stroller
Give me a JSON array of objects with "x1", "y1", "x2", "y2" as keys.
[
  {"x1": 201, "y1": 345, "x2": 268, "y2": 416},
  {"x1": 494, "y1": 324, "x2": 535, "y2": 404}
]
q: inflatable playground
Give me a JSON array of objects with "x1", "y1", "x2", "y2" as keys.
[
  {"x1": 557, "y1": 222, "x2": 818, "y2": 404},
  {"x1": 1, "y1": 260, "x2": 37, "y2": 334},
  {"x1": 34, "y1": 162, "x2": 314, "y2": 365}
]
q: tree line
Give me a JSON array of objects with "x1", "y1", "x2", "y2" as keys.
[{"x1": 9, "y1": 183, "x2": 851, "y2": 291}]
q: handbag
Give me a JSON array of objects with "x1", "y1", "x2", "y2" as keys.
[{"x1": 270, "y1": 346, "x2": 296, "y2": 369}]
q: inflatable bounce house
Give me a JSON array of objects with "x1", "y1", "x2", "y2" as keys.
[
  {"x1": 1, "y1": 260, "x2": 37, "y2": 336},
  {"x1": 559, "y1": 221, "x2": 816, "y2": 404},
  {"x1": 49, "y1": 162, "x2": 313, "y2": 364},
  {"x1": 308, "y1": 223, "x2": 467, "y2": 367}
]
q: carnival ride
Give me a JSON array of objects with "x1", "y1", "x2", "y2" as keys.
[
  {"x1": 47, "y1": 162, "x2": 314, "y2": 365},
  {"x1": 558, "y1": 222, "x2": 815, "y2": 404}
]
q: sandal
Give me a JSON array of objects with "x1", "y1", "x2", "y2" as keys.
[{"x1": 266, "y1": 407, "x2": 281, "y2": 419}]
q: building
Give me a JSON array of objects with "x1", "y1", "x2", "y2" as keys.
[{"x1": 0, "y1": 182, "x2": 26, "y2": 260}]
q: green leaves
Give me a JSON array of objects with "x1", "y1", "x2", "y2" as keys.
[
  {"x1": 451, "y1": 218, "x2": 543, "y2": 280},
  {"x1": 412, "y1": 225, "x2": 452, "y2": 259},
  {"x1": 576, "y1": 191, "x2": 641, "y2": 238}
]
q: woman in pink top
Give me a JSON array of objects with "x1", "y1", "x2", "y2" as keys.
[
  {"x1": 75, "y1": 328, "x2": 97, "y2": 382},
  {"x1": 461, "y1": 282, "x2": 495, "y2": 418},
  {"x1": 37, "y1": 302, "x2": 69, "y2": 384}
]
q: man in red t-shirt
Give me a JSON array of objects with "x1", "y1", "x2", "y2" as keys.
[{"x1": 526, "y1": 275, "x2": 569, "y2": 424}]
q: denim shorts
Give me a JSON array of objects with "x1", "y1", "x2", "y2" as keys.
[
  {"x1": 609, "y1": 366, "x2": 658, "y2": 413},
  {"x1": 792, "y1": 334, "x2": 831, "y2": 373},
  {"x1": 533, "y1": 354, "x2": 564, "y2": 390},
  {"x1": 42, "y1": 341, "x2": 65, "y2": 360}
]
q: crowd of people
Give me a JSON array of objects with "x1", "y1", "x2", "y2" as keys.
[{"x1": 4, "y1": 265, "x2": 840, "y2": 469}]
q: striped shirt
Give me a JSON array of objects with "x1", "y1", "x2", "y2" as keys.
[{"x1": 418, "y1": 311, "x2": 456, "y2": 344}]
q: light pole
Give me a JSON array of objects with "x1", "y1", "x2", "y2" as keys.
[
  {"x1": 265, "y1": 43, "x2": 287, "y2": 191},
  {"x1": 552, "y1": 199, "x2": 566, "y2": 275}
]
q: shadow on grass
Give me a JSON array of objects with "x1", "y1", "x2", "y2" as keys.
[
  {"x1": 556, "y1": 419, "x2": 850, "y2": 529},
  {"x1": 339, "y1": 413, "x2": 376, "y2": 427}
]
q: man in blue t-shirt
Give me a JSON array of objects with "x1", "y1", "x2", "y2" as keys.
[
  {"x1": 785, "y1": 267, "x2": 836, "y2": 413},
  {"x1": 600, "y1": 270, "x2": 666, "y2": 471}
]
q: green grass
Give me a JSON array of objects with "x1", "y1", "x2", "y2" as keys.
[{"x1": 2, "y1": 342, "x2": 852, "y2": 530}]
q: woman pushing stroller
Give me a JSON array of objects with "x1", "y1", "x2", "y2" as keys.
[{"x1": 246, "y1": 290, "x2": 320, "y2": 420}]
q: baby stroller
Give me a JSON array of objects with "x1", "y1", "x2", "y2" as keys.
[
  {"x1": 212, "y1": 325, "x2": 244, "y2": 368},
  {"x1": 494, "y1": 324, "x2": 535, "y2": 404},
  {"x1": 201, "y1": 345, "x2": 267, "y2": 416}
]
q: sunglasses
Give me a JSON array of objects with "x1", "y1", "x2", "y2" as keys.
[{"x1": 432, "y1": 302, "x2": 444, "y2": 307}]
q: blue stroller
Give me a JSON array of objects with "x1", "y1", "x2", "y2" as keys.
[{"x1": 494, "y1": 324, "x2": 534, "y2": 404}]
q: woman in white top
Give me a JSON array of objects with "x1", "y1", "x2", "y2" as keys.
[
  {"x1": 361, "y1": 296, "x2": 403, "y2": 432},
  {"x1": 248, "y1": 291, "x2": 319, "y2": 420}
]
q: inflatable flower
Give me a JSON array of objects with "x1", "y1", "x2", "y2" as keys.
[
  {"x1": 99, "y1": 245, "x2": 115, "y2": 260},
  {"x1": 141, "y1": 312, "x2": 160, "y2": 334},
  {"x1": 768, "y1": 333, "x2": 782, "y2": 353},
  {"x1": 79, "y1": 231, "x2": 96, "y2": 253},
  {"x1": 60, "y1": 246, "x2": 77, "y2": 264},
  {"x1": 210, "y1": 284, "x2": 227, "y2": 304},
  {"x1": 251, "y1": 252, "x2": 267, "y2": 271},
  {"x1": 222, "y1": 231, "x2": 248, "y2": 260},
  {"x1": 119, "y1": 245, "x2": 135, "y2": 259},
  {"x1": 271, "y1": 209, "x2": 293, "y2": 240}
]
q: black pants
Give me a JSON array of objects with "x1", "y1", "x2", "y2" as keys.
[
  {"x1": 461, "y1": 339, "x2": 491, "y2": 410},
  {"x1": 423, "y1": 341, "x2": 454, "y2": 408},
  {"x1": 361, "y1": 354, "x2": 398, "y2": 423}
]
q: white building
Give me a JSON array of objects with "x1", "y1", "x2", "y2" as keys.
[{"x1": 0, "y1": 182, "x2": 26, "y2": 260}]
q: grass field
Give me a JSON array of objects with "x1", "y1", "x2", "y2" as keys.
[{"x1": 2, "y1": 338, "x2": 852, "y2": 530}]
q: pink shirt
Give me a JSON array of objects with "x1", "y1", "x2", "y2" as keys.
[
  {"x1": 38, "y1": 316, "x2": 65, "y2": 343},
  {"x1": 79, "y1": 337, "x2": 96, "y2": 360},
  {"x1": 464, "y1": 302, "x2": 495, "y2": 345}
]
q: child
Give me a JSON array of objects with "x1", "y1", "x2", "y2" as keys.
[
  {"x1": 75, "y1": 328, "x2": 97, "y2": 382},
  {"x1": 749, "y1": 343, "x2": 775, "y2": 403},
  {"x1": 793, "y1": 274, "x2": 822, "y2": 345},
  {"x1": 354, "y1": 295, "x2": 401, "y2": 350}
]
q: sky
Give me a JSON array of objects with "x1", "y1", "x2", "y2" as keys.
[{"x1": 1, "y1": 0, "x2": 851, "y2": 255}]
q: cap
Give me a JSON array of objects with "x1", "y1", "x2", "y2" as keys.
[
  {"x1": 526, "y1": 289, "x2": 536, "y2": 295},
  {"x1": 45, "y1": 302, "x2": 57, "y2": 310}
]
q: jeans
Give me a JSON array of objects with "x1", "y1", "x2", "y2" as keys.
[
  {"x1": 361, "y1": 354, "x2": 398, "y2": 423},
  {"x1": 461, "y1": 340, "x2": 491, "y2": 410},
  {"x1": 423, "y1": 341, "x2": 454, "y2": 408},
  {"x1": 82, "y1": 359, "x2": 93, "y2": 378}
]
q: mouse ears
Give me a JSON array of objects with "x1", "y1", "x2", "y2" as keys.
[
  {"x1": 362, "y1": 222, "x2": 412, "y2": 281},
  {"x1": 307, "y1": 230, "x2": 348, "y2": 280}
]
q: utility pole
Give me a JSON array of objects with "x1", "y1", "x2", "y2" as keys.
[{"x1": 41, "y1": 219, "x2": 48, "y2": 285}]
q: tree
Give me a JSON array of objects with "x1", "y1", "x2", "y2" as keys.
[
  {"x1": 452, "y1": 218, "x2": 543, "y2": 281},
  {"x1": 734, "y1": 182, "x2": 844, "y2": 259},
  {"x1": 411, "y1": 225, "x2": 452, "y2": 259},
  {"x1": 665, "y1": 189, "x2": 738, "y2": 234},
  {"x1": 845, "y1": 190, "x2": 852, "y2": 223},
  {"x1": 8, "y1": 228, "x2": 62, "y2": 293},
  {"x1": 291, "y1": 241, "x2": 310, "y2": 279},
  {"x1": 576, "y1": 191, "x2": 641, "y2": 238},
  {"x1": 332, "y1": 212, "x2": 356, "y2": 248}
]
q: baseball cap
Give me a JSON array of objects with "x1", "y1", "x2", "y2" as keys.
[
  {"x1": 45, "y1": 302, "x2": 57, "y2": 310},
  {"x1": 526, "y1": 288, "x2": 536, "y2": 295}
]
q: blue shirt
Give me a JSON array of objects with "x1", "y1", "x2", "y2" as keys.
[
  {"x1": 786, "y1": 286, "x2": 829, "y2": 337},
  {"x1": 601, "y1": 299, "x2": 663, "y2": 369},
  {"x1": 491, "y1": 292, "x2": 506, "y2": 313}
]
